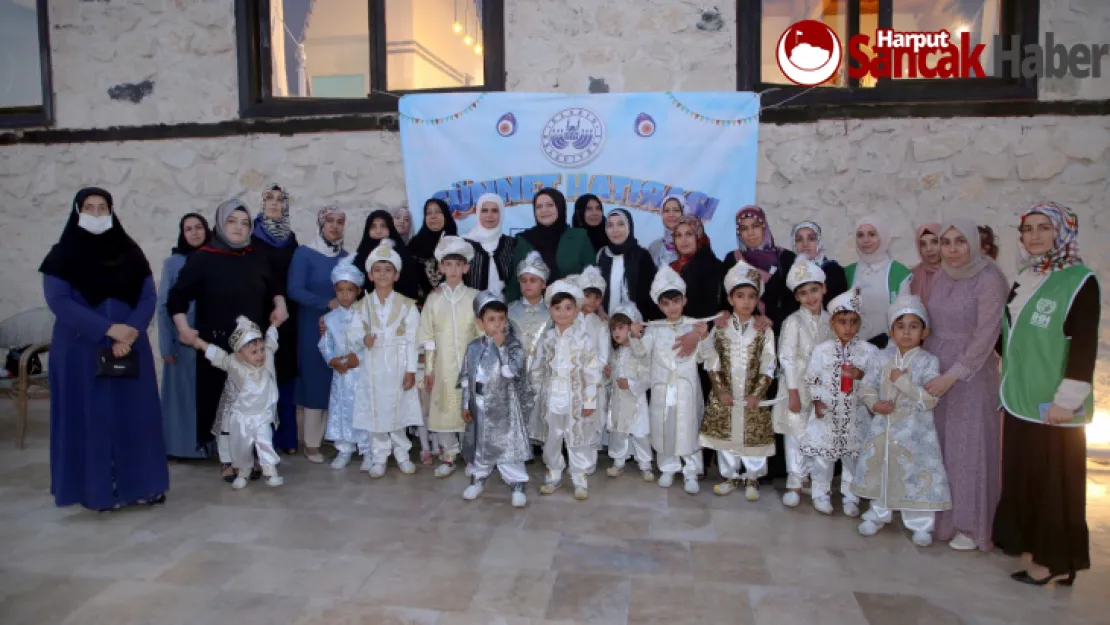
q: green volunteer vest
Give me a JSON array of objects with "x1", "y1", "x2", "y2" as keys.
[
  {"x1": 1000, "y1": 265, "x2": 1097, "y2": 425},
  {"x1": 844, "y1": 261, "x2": 912, "y2": 304}
]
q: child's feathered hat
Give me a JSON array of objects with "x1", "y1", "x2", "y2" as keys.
[{"x1": 230, "y1": 315, "x2": 263, "y2": 352}]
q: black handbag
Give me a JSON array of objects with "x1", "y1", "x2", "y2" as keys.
[
  {"x1": 4, "y1": 345, "x2": 43, "y2": 377},
  {"x1": 96, "y1": 347, "x2": 139, "y2": 378}
]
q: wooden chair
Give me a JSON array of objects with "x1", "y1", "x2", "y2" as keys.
[
  {"x1": 0, "y1": 307, "x2": 55, "y2": 449},
  {"x1": 3, "y1": 343, "x2": 50, "y2": 449}
]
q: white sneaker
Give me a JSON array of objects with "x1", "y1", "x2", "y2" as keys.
[
  {"x1": 398, "y1": 461, "x2": 417, "y2": 475},
  {"x1": 368, "y1": 464, "x2": 387, "y2": 478},
  {"x1": 843, "y1": 502, "x2": 860, "y2": 518},
  {"x1": 232, "y1": 475, "x2": 248, "y2": 490},
  {"x1": 331, "y1": 451, "x2": 353, "y2": 470},
  {"x1": 858, "y1": 520, "x2": 882, "y2": 536},
  {"x1": 912, "y1": 531, "x2": 933, "y2": 547},
  {"x1": 539, "y1": 480, "x2": 561, "y2": 495},
  {"x1": 511, "y1": 485, "x2": 527, "y2": 508},
  {"x1": 713, "y1": 480, "x2": 738, "y2": 496},
  {"x1": 657, "y1": 472, "x2": 675, "y2": 488},
  {"x1": 641, "y1": 470, "x2": 655, "y2": 482},
  {"x1": 744, "y1": 483, "x2": 760, "y2": 502},
  {"x1": 814, "y1": 497, "x2": 834, "y2": 515},
  {"x1": 574, "y1": 486, "x2": 589, "y2": 500},
  {"x1": 462, "y1": 484, "x2": 484, "y2": 500},
  {"x1": 266, "y1": 475, "x2": 284, "y2": 487},
  {"x1": 684, "y1": 477, "x2": 700, "y2": 495},
  {"x1": 434, "y1": 462, "x2": 456, "y2": 478},
  {"x1": 359, "y1": 455, "x2": 374, "y2": 472},
  {"x1": 782, "y1": 490, "x2": 801, "y2": 508},
  {"x1": 948, "y1": 533, "x2": 977, "y2": 551},
  {"x1": 606, "y1": 463, "x2": 625, "y2": 478}
]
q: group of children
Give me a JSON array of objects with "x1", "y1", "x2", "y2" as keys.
[{"x1": 196, "y1": 229, "x2": 953, "y2": 544}]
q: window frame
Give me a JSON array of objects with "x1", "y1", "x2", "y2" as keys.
[
  {"x1": 0, "y1": 0, "x2": 55, "y2": 129},
  {"x1": 235, "y1": 0, "x2": 505, "y2": 119},
  {"x1": 737, "y1": 0, "x2": 1040, "y2": 108}
]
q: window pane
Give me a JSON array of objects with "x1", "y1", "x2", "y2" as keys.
[
  {"x1": 0, "y1": 0, "x2": 44, "y2": 108},
  {"x1": 760, "y1": 0, "x2": 848, "y2": 87},
  {"x1": 269, "y1": 0, "x2": 371, "y2": 98},
  {"x1": 386, "y1": 0, "x2": 485, "y2": 91}
]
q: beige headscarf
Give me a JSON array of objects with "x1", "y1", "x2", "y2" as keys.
[
  {"x1": 855, "y1": 215, "x2": 891, "y2": 265},
  {"x1": 940, "y1": 218, "x2": 991, "y2": 280}
]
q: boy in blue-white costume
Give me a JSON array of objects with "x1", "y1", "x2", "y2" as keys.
[{"x1": 321, "y1": 255, "x2": 371, "y2": 470}]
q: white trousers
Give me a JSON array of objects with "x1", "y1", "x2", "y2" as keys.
[
  {"x1": 301, "y1": 408, "x2": 327, "y2": 448},
  {"x1": 863, "y1": 503, "x2": 936, "y2": 533},
  {"x1": 432, "y1": 431, "x2": 461, "y2": 461},
  {"x1": 784, "y1": 434, "x2": 809, "y2": 489},
  {"x1": 543, "y1": 424, "x2": 596, "y2": 487},
  {"x1": 717, "y1": 451, "x2": 768, "y2": 480},
  {"x1": 370, "y1": 430, "x2": 412, "y2": 466},
  {"x1": 467, "y1": 460, "x2": 529, "y2": 484},
  {"x1": 657, "y1": 452, "x2": 701, "y2": 479},
  {"x1": 334, "y1": 431, "x2": 371, "y2": 455},
  {"x1": 218, "y1": 421, "x2": 280, "y2": 472},
  {"x1": 608, "y1": 432, "x2": 653, "y2": 470},
  {"x1": 809, "y1": 456, "x2": 859, "y2": 504}
]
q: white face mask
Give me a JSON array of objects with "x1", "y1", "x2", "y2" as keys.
[{"x1": 77, "y1": 213, "x2": 113, "y2": 235}]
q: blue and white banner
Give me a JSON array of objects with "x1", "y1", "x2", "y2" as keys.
[{"x1": 399, "y1": 92, "x2": 760, "y2": 258}]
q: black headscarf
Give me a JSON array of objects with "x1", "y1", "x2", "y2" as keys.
[
  {"x1": 407, "y1": 198, "x2": 457, "y2": 261},
  {"x1": 171, "y1": 212, "x2": 211, "y2": 256},
  {"x1": 39, "y1": 187, "x2": 153, "y2": 308},
  {"x1": 573, "y1": 193, "x2": 608, "y2": 253},
  {"x1": 598, "y1": 208, "x2": 654, "y2": 315},
  {"x1": 351, "y1": 210, "x2": 423, "y2": 299},
  {"x1": 520, "y1": 188, "x2": 569, "y2": 276}
]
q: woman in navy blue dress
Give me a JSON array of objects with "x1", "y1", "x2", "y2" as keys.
[
  {"x1": 40, "y1": 187, "x2": 169, "y2": 510},
  {"x1": 288, "y1": 205, "x2": 348, "y2": 463}
]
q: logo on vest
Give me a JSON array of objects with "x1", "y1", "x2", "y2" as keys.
[{"x1": 1031, "y1": 297, "x2": 1057, "y2": 328}]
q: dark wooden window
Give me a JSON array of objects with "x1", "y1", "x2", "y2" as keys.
[
  {"x1": 0, "y1": 0, "x2": 54, "y2": 128},
  {"x1": 738, "y1": 0, "x2": 1039, "y2": 109},
  {"x1": 236, "y1": 0, "x2": 505, "y2": 118}
]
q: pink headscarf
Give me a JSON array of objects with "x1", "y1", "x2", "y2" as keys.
[{"x1": 910, "y1": 222, "x2": 942, "y2": 303}]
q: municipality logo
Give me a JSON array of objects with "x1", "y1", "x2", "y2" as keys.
[{"x1": 541, "y1": 108, "x2": 604, "y2": 168}]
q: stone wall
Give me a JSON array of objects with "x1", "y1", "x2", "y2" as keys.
[{"x1": 3, "y1": 0, "x2": 1110, "y2": 408}]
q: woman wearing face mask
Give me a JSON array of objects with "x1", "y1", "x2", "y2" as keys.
[
  {"x1": 157, "y1": 212, "x2": 212, "y2": 459},
  {"x1": 168, "y1": 199, "x2": 289, "y2": 481},
  {"x1": 573, "y1": 193, "x2": 609, "y2": 254},
  {"x1": 923, "y1": 218, "x2": 1008, "y2": 553},
  {"x1": 648, "y1": 194, "x2": 687, "y2": 267},
  {"x1": 597, "y1": 208, "x2": 659, "y2": 319},
  {"x1": 994, "y1": 203, "x2": 1098, "y2": 585},
  {"x1": 393, "y1": 206, "x2": 414, "y2": 243},
  {"x1": 845, "y1": 216, "x2": 912, "y2": 348},
  {"x1": 409, "y1": 198, "x2": 458, "y2": 290},
  {"x1": 41, "y1": 187, "x2": 168, "y2": 510},
  {"x1": 505, "y1": 188, "x2": 595, "y2": 302},
  {"x1": 722, "y1": 206, "x2": 797, "y2": 337},
  {"x1": 790, "y1": 221, "x2": 847, "y2": 307},
  {"x1": 463, "y1": 193, "x2": 516, "y2": 295},
  {"x1": 910, "y1": 223, "x2": 943, "y2": 305},
  {"x1": 287, "y1": 205, "x2": 348, "y2": 463},
  {"x1": 250, "y1": 184, "x2": 301, "y2": 454},
  {"x1": 351, "y1": 209, "x2": 428, "y2": 302}
]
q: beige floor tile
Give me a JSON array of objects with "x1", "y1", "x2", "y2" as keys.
[
  {"x1": 292, "y1": 602, "x2": 440, "y2": 625},
  {"x1": 647, "y1": 507, "x2": 717, "y2": 542},
  {"x1": 355, "y1": 563, "x2": 481, "y2": 611},
  {"x1": 479, "y1": 528, "x2": 562, "y2": 570},
  {"x1": 0, "y1": 571, "x2": 111, "y2": 625},
  {"x1": 551, "y1": 534, "x2": 692, "y2": 579},
  {"x1": 470, "y1": 570, "x2": 559, "y2": 618},
  {"x1": 58, "y1": 580, "x2": 212, "y2": 625},
  {"x1": 545, "y1": 572, "x2": 630, "y2": 624},
  {"x1": 689, "y1": 541, "x2": 773, "y2": 585},
  {"x1": 224, "y1": 547, "x2": 383, "y2": 600}
]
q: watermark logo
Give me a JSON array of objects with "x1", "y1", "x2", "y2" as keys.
[
  {"x1": 778, "y1": 22, "x2": 1110, "y2": 85},
  {"x1": 776, "y1": 20, "x2": 843, "y2": 86},
  {"x1": 541, "y1": 108, "x2": 605, "y2": 168}
]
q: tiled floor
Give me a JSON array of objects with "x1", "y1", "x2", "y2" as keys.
[{"x1": 3, "y1": 402, "x2": 1110, "y2": 625}]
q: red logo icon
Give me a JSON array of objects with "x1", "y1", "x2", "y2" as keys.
[{"x1": 776, "y1": 20, "x2": 843, "y2": 86}]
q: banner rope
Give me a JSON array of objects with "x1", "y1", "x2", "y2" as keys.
[{"x1": 396, "y1": 93, "x2": 486, "y2": 125}]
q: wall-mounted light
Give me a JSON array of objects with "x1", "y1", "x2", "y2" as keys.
[
  {"x1": 452, "y1": 0, "x2": 462, "y2": 34},
  {"x1": 474, "y1": 43, "x2": 483, "y2": 55},
  {"x1": 463, "y1": 1, "x2": 473, "y2": 46}
]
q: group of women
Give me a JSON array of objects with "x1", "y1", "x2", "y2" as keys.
[{"x1": 42, "y1": 183, "x2": 1097, "y2": 585}]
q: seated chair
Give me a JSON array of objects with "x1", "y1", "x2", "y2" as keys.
[{"x1": 0, "y1": 306, "x2": 54, "y2": 449}]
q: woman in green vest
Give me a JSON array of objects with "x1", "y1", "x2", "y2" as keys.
[
  {"x1": 993, "y1": 202, "x2": 1099, "y2": 586},
  {"x1": 505, "y1": 188, "x2": 595, "y2": 302},
  {"x1": 844, "y1": 215, "x2": 912, "y2": 348}
]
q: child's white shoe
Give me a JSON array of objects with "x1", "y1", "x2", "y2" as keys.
[
  {"x1": 744, "y1": 481, "x2": 760, "y2": 502},
  {"x1": 511, "y1": 484, "x2": 527, "y2": 508},
  {"x1": 858, "y1": 519, "x2": 882, "y2": 536},
  {"x1": 232, "y1": 475, "x2": 249, "y2": 490},
  {"x1": 713, "y1": 479, "x2": 738, "y2": 496},
  {"x1": 539, "y1": 479, "x2": 561, "y2": 495},
  {"x1": 266, "y1": 474, "x2": 284, "y2": 487},
  {"x1": 368, "y1": 464, "x2": 387, "y2": 478},
  {"x1": 641, "y1": 470, "x2": 655, "y2": 482},
  {"x1": 814, "y1": 497, "x2": 834, "y2": 515},
  {"x1": 398, "y1": 461, "x2": 417, "y2": 475},
  {"x1": 912, "y1": 531, "x2": 933, "y2": 547},
  {"x1": 782, "y1": 490, "x2": 801, "y2": 508},
  {"x1": 332, "y1": 451, "x2": 353, "y2": 470},
  {"x1": 463, "y1": 477, "x2": 485, "y2": 501},
  {"x1": 657, "y1": 472, "x2": 674, "y2": 488},
  {"x1": 359, "y1": 455, "x2": 374, "y2": 472},
  {"x1": 606, "y1": 462, "x2": 625, "y2": 478},
  {"x1": 684, "y1": 477, "x2": 700, "y2": 495},
  {"x1": 948, "y1": 533, "x2": 977, "y2": 551},
  {"x1": 434, "y1": 462, "x2": 456, "y2": 478},
  {"x1": 843, "y1": 502, "x2": 860, "y2": 518},
  {"x1": 574, "y1": 486, "x2": 588, "y2": 501}
]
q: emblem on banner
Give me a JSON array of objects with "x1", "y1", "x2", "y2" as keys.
[
  {"x1": 541, "y1": 107, "x2": 605, "y2": 167},
  {"x1": 634, "y1": 113, "x2": 656, "y2": 137},
  {"x1": 496, "y1": 112, "x2": 517, "y2": 137}
]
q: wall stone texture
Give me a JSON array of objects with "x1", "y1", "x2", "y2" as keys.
[{"x1": 3, "y1": 0, "x2": 1110, "y2": 410}]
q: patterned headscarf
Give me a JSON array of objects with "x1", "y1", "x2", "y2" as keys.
[
  {"x1": 255, "y1": 182, "x2": 294, "y2": 247},
  {"x1": 307, "y1": 205, "x2": 346, "y2": 257},
  {"x1": 790, "y1": 220, "x2": 827, "y2": 265},
  {"x1": 670, "y1": 215, "x2": 710, "y2": 275},
  {"x1": 1019, "y1": 202, "x2": 1083, "y2": 275},
  {"x1": 735, "y1": 205, "x2": 780, "y2": 273}
]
